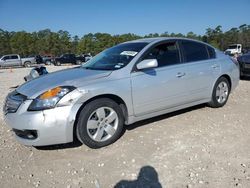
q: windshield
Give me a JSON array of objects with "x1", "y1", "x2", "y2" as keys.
[
  {"x1": 82, "y1": 42, "x2": 148, "y2": 70},
  {"x1": 228, "y1": 45, "x2": 238, "y2": 49}
]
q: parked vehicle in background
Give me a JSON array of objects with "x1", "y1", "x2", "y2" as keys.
[
  {"x1": 242, "y1": 47, "x2": 250, "y2": 54},
  {"x1": 54, "y1": 53, "x2": 92, "y2": 66},
  {"x1": 33, "y1": 55, "x2": 54, "y2": 65},
  {"x1": 3, "y1": 38, "x2": 239, "y2": 148},
  {"x1": 0, "y1": 54, "x2": 36, "y2": 68},
  {"x1": 42, "y1": 55, "x2": 54, "y2": 65},
  {"x1": 54, "y1": 53, "x2": 83, "y2": 66},
  {"x1": 54, "y1": 54, "x2": 81, "y2": 66},
  {"x1": 237, "y1": 53, "x2": 250, "y2": 78},
  {"x1": 225, "y1": 44, "x2": 242, "y2": 55},
  {"x1": 29, "y1": 55, "x2": 43, "y2": 64},
  {"x1": 81, "y1": 54, "x2": 92, "y2": 62}
]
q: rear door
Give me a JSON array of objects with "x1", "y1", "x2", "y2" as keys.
[
  {"x1": 179, "y1": 40, "x2": 220, "y2": 101},
  {"x1": 131, "y1": 40, "x2": 189, "y2": 116}
]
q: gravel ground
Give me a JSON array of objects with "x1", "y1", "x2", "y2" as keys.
[{"x1": 0, "y1": 65, "x2": 250, "y2": 188}]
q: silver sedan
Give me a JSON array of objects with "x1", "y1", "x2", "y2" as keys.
[{"x1": 4, "y1": 38, "x2": 239, "y2": 148}]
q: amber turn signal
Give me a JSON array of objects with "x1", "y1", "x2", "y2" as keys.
[{"x1": 40, "y1": 87, "x2": 62, "y2": 99}]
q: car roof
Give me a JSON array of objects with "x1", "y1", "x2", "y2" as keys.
[
  {"x1": 130, "y1": 37, "x2": 199, "y2": 43},
  {"x1": 124, "y1": 37, "x2": 216, "y2": 49}
]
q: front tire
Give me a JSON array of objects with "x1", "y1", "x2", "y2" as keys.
[
  {"x1": 208, "y1": 77, "x2": 230, "y2": 108},
  {"x1": 76, "y1": 98, "x2": 124, "y2": 148},
  {"x1": 45, "y1": 60, "x2": 51, "y2": 65},
  {"x1": 55, "y1": 61, "x2": 61, "y2": 66},
  {"x1": 76, "y1": 60, "x2": 82, "y2": 65}
]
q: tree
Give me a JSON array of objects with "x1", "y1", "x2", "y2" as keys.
[
  {"x1": 0, "y1": 29, "x2": 12, "y2": 56},
  {"x1": 1, "y1": 24, "x2": 250, "y2": 56}
]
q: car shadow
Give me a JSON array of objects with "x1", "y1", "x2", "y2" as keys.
[
  {"x1": 114, "y1": 165, "x2": 162, "y2": 188},
  {"x1": 36, "y1": 104, "x2": 206, "y2": 151},
  {"x1": 35, "y1": 139, "x2": 82, "y2": 150}
]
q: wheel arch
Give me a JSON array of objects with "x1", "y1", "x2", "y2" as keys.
[
  {"x1": 23, "y1": 61, "x2": 31, "y2": 64},
  {"x1": 219, "y1": 74, "x2": 232, "y2": 91},
  {"x1": 72, "y1": 94, "x2": 128, "y2": 140}
]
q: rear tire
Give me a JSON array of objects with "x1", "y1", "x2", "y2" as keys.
[
  {"x1": 24, "y1": 61, "x2": 31, "y2": 67},
  {"x1": 76, "y1": 98, "x2": 124, "y2": 148},
  {"x1": 208, "y1": 77, "x2": 230, "y2": 108}
]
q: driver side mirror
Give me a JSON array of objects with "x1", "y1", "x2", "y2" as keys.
[{"x1": 136, "y1": 59, "x2": 158, "y2": 70}]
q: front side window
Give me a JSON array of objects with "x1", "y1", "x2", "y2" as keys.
[
  {"x1": 143, "y1": 42, "x2": 180, "y2": 67},
  {"x1": 83, "y1": 42, "x2": 148, "y2": 70},
  {"x1": 69, "y1": 54, "x2": 75, "y2": 58},
  {"x1": 181, "y1": 40, "x2": 209, "y2": 62},
  {"x1": 3, "y1": 56, "x2": 10, "y2": 60}
]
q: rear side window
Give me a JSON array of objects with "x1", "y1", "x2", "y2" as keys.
[
  {"x1": 207, "y1": 46, "x2": 216, "y2": 59},
  {"x1": 11, "y1": 55, "x2": 18, "y2": 59},
  {"x1": 181, "y1": 40, "x2": 209, "y2": 62},
  {"x1": 143, "y1": 42, "x2": 180, "y2": 67}
]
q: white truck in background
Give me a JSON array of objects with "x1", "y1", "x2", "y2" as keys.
[
  {"x1": 0, "y1": 54, "x2": 36, "y2": 68},
  {"x1": 225, "y1": 44, "x2": 242, "y2": 55}
]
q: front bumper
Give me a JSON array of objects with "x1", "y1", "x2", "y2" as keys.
[{"x1": 4, "y1": 100, "x2": 76, "y2": 146}]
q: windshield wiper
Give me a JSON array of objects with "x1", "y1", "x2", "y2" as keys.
[{"x1": 84, "y1": 67, "x2": 113, "y2": 71}]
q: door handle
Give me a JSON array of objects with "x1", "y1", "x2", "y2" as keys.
[
  {"x1": 211, "y1": 64, "x2": 219, "y2": 69},
  {"x1": 176, "y1": 72, "x2": 186, "y2": 78}
]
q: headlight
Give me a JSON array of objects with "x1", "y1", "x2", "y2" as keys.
[{"x1": 28, "y1": 86, "x2": 76, "y2": 111}]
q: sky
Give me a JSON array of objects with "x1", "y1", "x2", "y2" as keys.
[{"x1": 0, "y1": 0, "x2": 249, "y2": 37}]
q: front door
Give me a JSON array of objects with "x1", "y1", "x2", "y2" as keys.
[{"x1": 131, "y1": 41, "x2": 189, "y2": 116}]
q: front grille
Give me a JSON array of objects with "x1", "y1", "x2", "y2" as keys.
[{"x1": 3, "y1": 91, "x2": 27, "y2": 114}]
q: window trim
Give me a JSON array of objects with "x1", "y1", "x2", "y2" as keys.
[
  {"x1": 131, "y1": 39, "x2": 182, "y2": 72},
  {"x1": 179, "y1": 39, "x2": 210, "y2": 63},
  {"x1": 206, "y1": 45, "x2": 216, "y2": 59}
]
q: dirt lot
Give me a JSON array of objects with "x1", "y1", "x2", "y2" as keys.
[{"x1": 0, "y1": 66, "x2": 249, "y2": 188}]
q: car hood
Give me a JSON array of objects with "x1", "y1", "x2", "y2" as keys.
[{"x1": 17, "y1": 67, "x2": 112, "y2": 98}]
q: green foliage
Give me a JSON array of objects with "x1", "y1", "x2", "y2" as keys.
[{"x1": 0, "y1": 24, "x2": 250, "y2": 57}]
